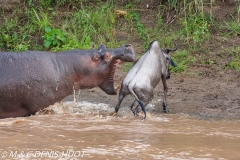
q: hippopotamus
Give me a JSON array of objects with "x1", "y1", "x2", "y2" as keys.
[{"x1": 0, "y1": 44, "x2": 135, "y2": 118}]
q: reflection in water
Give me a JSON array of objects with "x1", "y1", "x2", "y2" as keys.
[{"x1": 0, "y1": 101, "x2": 240, "y2": 159}]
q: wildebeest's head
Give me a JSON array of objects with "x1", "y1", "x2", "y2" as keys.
[{"x1": 162, "y1": 42, "x2": 178, "y2": 79}]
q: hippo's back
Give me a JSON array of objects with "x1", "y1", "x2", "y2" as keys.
[
  {"x1": 0, "y1": 51, "x2": 60, "y2": 118},
  {"x1": 0, "y1": 51, "x2": 58, "y2": 82}
]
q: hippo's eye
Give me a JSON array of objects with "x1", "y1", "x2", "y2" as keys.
[
  {"x1": 104, "y1": 52, "x2": 111, "y2": 59},
  {"x1": 92, "y1": 54, "x2": 99, "y2": 61}
]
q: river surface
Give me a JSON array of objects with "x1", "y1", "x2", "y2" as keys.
[{"x1": 0, "y1": 101, "x2": 240, "y2": 160}]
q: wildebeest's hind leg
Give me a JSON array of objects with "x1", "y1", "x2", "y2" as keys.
[
  {"x1": 131, "y1": 103, "x2": 142, "y2": 116},
  {"x1": 131, "y1": 87, "x2": 153, "y2": 119},
  {"x1": 129, "y1": 100, "x2": 138, "y2": 116}
]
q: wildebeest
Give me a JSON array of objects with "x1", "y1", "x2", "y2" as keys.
[
  {"x1": 113, "y1": 40, "x2": 178, "y2": 119},
  {"x1": 0, "y1": 44, "x2": 136, "y2": 118}
]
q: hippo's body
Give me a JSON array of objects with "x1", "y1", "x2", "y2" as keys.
[{"x1": 0, "y1": 44, "x2": 135, "y2": 118}]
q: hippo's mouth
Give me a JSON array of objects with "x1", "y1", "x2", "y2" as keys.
[
  {"x1": 98, "y1": 59, "x2": 121, "y2": 95},
  {"x1": 109, "y1": 59, "x2": 121, "y2": 89}
]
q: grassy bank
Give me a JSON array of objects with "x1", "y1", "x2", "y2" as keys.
[{"x1": 0, "y1": 0, "x2": 239, "y2": 72}]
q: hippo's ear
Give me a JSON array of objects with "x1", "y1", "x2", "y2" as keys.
[{"x1": 98, "y1": 44, "x2": 107, "y2": 53}]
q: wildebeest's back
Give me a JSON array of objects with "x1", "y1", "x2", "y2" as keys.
[
  {"x1": 0, "y1": 51, "x2": 62, "y2": 118},
  {"x1": 123, "y1": 43, "x2": 162, "y2": 90}
]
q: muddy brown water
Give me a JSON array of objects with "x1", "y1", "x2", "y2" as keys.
[{"x1": 0, "y1": 101, "x2": 240, "y2": 160}]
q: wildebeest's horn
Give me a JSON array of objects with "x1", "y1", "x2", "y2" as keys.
[{"x1": 164, "y1": 42, "x2": 178, "y2": 54}]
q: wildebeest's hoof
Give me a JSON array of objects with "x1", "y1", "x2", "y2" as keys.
[
  {"x1": 108, "y1": 111, "x2": 116, "y2": 116},
  {"x1": 131, "y1": 106, "x2": 142, "y2": 116},
  {"x1": 140, "y1": 112, "x2": 146, "y2": 120},
  {"x1": 132, "y1": 110, "x2": 138, "y2": 116},
  {"x1": 162, "y1": 109, "x2": 169, "y2": 113}
]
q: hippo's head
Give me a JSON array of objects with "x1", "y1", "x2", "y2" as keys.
[
  {"x1": 96, "y1": 44, "x2": 136, "y2": 95},
  {"x1": 97, "y1": 44, "x2": 135, "y2": 62}
]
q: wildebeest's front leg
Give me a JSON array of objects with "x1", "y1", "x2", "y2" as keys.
[
  {"x1": 114, "y1": 93, "x2": 125, "y2": 114},
  {"x1": 166, "y1": 68, "x2": 171, "y2": 79},
  {"x1": 109, "y1": 91, "x2": 125, "y2": 117},
  {"x1": 162, "y1": 75, "x2": 168, "y2": 112},
  {"x1": 114, "y1": 85, "x2": 129, "y2": 114}
]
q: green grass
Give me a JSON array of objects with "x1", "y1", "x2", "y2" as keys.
[
  {"x1": 0, "y1": 2, "x2": 118, "y2": 51},
  {"x1": 226, "y1": 57, "x2": 240, "y2": 71},
  {"x1": 225, "y1": 47, "x2": 240, "y2": 71},
  {"x1": 31, "y1": 8, "x2": 51, "y2": 32},
  {"x1": 0, "y1": 0, "x2": 239, "y2": 73},
  {"x1": 58, "y1": 4, "x2": 117, "y2": 50},
  {"x1": 43, "y1": 26, "x2": 67, "y2": 49},
  {"x1": 123, "y1": 62, "x2": 134, "y2": 72},
  {"x1": 0, "y1": 12, "x2": 32, "y2": 51},
  {"x1": 222, "y1": 21, "x2": 240, "y2": 37},
  {"x1": 181, "y1": 0, "x2": 212, "y2": 48},
  {"x1": 0, "y1": 0, "x2": 214, "y2": 52},
  {"x1": 171, "y1": 50, "x2": 190, "y2": 73}
]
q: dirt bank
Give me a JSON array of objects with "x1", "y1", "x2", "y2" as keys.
[
  {"x1": 63, "y1": 62, "x2": 239, "y2": 121},
  {"x1": 65, "y1": 1, "x2": 240, "y2": 121}
]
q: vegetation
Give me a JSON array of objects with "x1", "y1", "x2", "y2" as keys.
[
  {"x1": 0, "y1": 0, "x2": 239, "y2": 73},
  {"x1": 225, "y1": 46, "x2": 240, "y2": 71}
]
